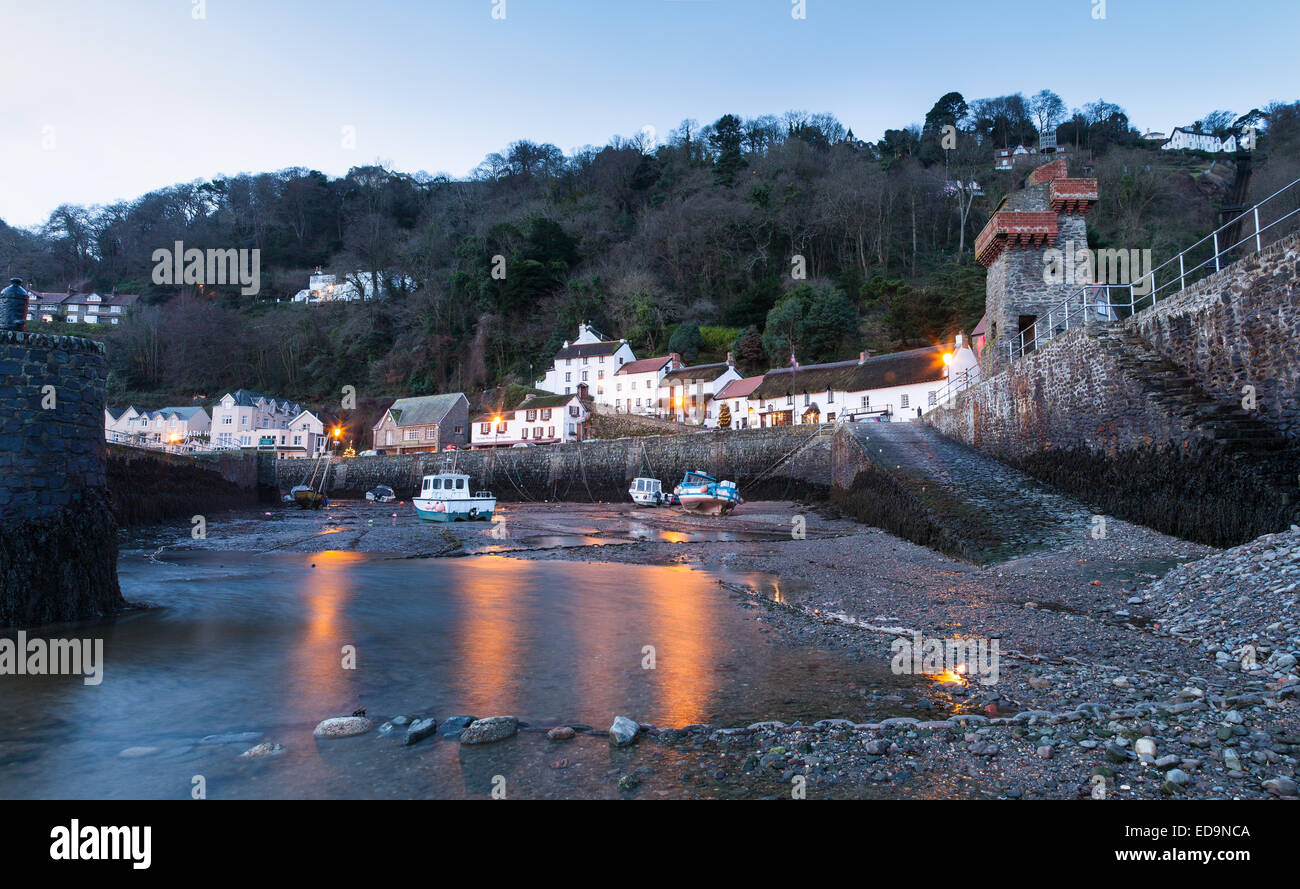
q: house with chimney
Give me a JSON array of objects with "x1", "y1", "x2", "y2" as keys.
[
  {"x1": 535, "y1": 322, "x2": 637, "y2": 401},
  {"x1": 707, "y1": 375, "x2": 764, "y2": 429},
  {"x1": 656, "y1": 356, "x2": 743, "y2": 424},
  {"x1": 372, "y1": 393, "x2": 470, "y2": 453},
  {"x1": 27, "y1": 288, "x2": 140, "y2": 325},
  {"x1": 106, "y1": 405, "x2": 210, "y2": 446},
  {"x1": 611, "y1": 354, "x2": 682, "y2": 415},
  {"x1": 210, "y1": 390, "x2": 303, "y2": 448},
  {"x1": 470, "y1": 393, "x2": 589, "y2": 447}
]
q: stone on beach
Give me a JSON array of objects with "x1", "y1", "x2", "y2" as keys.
[
  {"x1": 240, "y1": 742, "x2": 285, "y2": 758},
  {"x1": 313, "y1": 716, "x2": 373, "y2": 739},
  {"x1": 460, "y1": 716, "x2": 519, "y2": 745},
  {"x1": 547, "y1": 726, "x2": 576, "y2": 741},
  {"x1": 404, "y1": 717, "x2": 438, "y2": 746},
  {"x1": 437, "y1": 715, "x2": 476, "y2": 738},
  {"x1": 609, "y1": 716, "x2": 640, "y2": 746}
]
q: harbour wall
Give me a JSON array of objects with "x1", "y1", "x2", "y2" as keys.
[
  {"x1": 0, "y1": 331, "x2": 123, "y2": 628},
  {"x1": 927, "y1": 234, "x2": 1300, "y2": 546},
  {"x1": 266, "y1": 426, "x2": 833, "y2": 503},
  {"x1": 107, "y1": 446, "x2": 262, "y2": 527}
]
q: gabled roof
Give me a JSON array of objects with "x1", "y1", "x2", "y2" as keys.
[
  {"x1": 715, "y1": 375, "x2": 764, "y2": 400},
  {"x1": 516, "y1": 393, "x2": 579, "y2": 411},
  {"x1": 971, "y1": 315, "x2": 988, "y2": 336},
  {"x1": 750, "y1": 360, "x2": 860, "y2": 400},
  {"x1": 553, "y1": 341, "x2": 626, "y2": 360},
  {"x1": 660, "y1": 362, "x2": 733, "y2": 384},
  {"x1": 839, "y1": 345, "x2": 948, "y2": 391},
  {"x1": 616, "y1": 356, "x2": 672, "y2": 375},
  {"x1": 379, "y1": 393, "x2": 467, "y2": 428}
]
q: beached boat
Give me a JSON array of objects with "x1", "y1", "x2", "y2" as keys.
[
  {"x1": 291, "y1": 485, "x2": 328, "y2": 509},
  {"x1": 672, "y1": 471, "x2": 742, "y2": 515},
  {"x1": 629, "y1": 476, "x2": 667, "y2": 507},
  {"x1": 413, "y1": 471, "x2": 496, "y2": 522},
  {"x1": 365, "y1": 485, "x2": 397, "y2": 502}
]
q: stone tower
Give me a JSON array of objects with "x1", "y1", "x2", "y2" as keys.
[{"x1": 975, "y1": 159, "x2": 1098, "y2": 368}]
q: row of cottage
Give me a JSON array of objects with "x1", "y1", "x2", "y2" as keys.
[{"x1": 105, "y1": 323, "x2": 980, "y2": 456}]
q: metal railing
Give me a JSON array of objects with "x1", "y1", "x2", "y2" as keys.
[
  {"x1": 1003, "y1": 176, "x2": 1300, "y2": 364},
  {"x1": 934, "y1": 366, "x2": 983, "y2": 407}
]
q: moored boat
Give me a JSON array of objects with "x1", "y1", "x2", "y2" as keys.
[
  {"x1": 629, "y1": 476, "x2": 667, "y2": 507},
  {"x1": 672, "y1": 471, "x2": 742, "y2": 515},
  {"x1": 365, "y1": 484, "x2": 397, "y2": 502},
  {"x1": 291, "y1": 485, "x2": 328, "y2": 509},
  {"x1": 413, "y1": 472, "x2": 496, "y2": 522}
]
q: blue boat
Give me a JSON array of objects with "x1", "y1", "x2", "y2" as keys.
[{"x1": 672, "y1": 471, "x2": 742, "y2": 515}]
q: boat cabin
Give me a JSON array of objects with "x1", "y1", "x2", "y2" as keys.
[{"x1": 419, "y1": 473, "x2": 492, "y2": 500}]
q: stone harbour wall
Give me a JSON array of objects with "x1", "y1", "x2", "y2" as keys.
[
  {"x1": 1132, "y1": 231, "x2": 1300, "y2": 438},
  {"x1": 0, "y1": 331, "x2": 124, "y2": 627},
  {"x1": 268, "y1": 426, "x2": 834, "y2": 503},
  {"x1": 107, "y1": 446, "x2": 262, "y2": 527}
]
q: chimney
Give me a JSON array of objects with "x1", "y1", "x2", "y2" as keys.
[
  {"x1": 726, "y1": 351, "x2": 734, "y2": 367},
  {"x1": 563, "y1": 340, "x2": 570, "y2": 349},
  {"x1": 954, "y1": 333, "x2": 964, "y2": 349},
  {"x1": 858, "y1": 350, "x2": 870, "y2": 364},
  {"x1": 669, "y1": 352, "x2": 683, "y2": 369}
]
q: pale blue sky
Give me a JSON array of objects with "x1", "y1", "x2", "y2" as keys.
[{"x1": 1, "y1": 0, "x2": 1296, "y2": 227}]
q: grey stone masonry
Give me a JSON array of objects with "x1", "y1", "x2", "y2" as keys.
[{"x1": 0, "y1": 330, "x2": 107, "y2": 518}]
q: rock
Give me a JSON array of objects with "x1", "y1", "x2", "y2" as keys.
[
  {"x1": 1262, "y1": 776, "x2": 1298, "y2": 796},
  {"x1": 1036, "y1": 745, "x2": 1053, "y2": 759},
  {"x1": 1134, "y1": 737, "x2": 1157, "y2": 760},
  {"x1": 199, "y1": 731, "x2": 264, "y2": 746},
  {"x1": 863, "y1": 739, "x2": 888, "y2": 756},
  {"x1": 437, "y1": 715, "x2": 476, "y2": 738},
  {"x1": 391, "y1": 715, "x2": 411, "y2": 726},
  {"x1": 1165, "y1": 768, "x2": 1190, "y2": 785},
  {"x1": 460, "y1": 716, "x2": 519, "y2": 745},
  {"x1": 547, "y1": 726, "x2": 576, "y2": 741},
  {"x1": 1028, "y1": 676, "x2": 1051, "y2": 689},
  {"x1": 312, "y1": 717, "x2": 373, "y2": 739},
  {"x1": 609, "y1": 716, "x2": 640, "y2": 747},
  {"x1": 240, "y1": 742, "x2": 285, "y2": 758},
  {"x1": 404, "y1": 717, "x2": 437, "y2": 746}
]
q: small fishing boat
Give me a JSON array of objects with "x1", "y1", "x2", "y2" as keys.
[
  {"x1": 413, "y1": 471, "x2": 496, "y2": 522},
  {"x1": 290, "y1": 453, "x2": 331, "y2": 509},
  {"x1": 365, "y1": 484, "x2": 397, "y2": 502},
  {"x1": 629, "y1": 477, "x2": 667, "y2": 507},
  {"x1": 672, "y1": 471, "x2": 742, "y2": 515}
]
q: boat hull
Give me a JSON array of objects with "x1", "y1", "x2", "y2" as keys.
[
  {"x1": 676, "y1": 493, "x2": 737, "y2": 515},
  {"x1": 413, "y1": 497, "x2": 496, "y2": 522}
]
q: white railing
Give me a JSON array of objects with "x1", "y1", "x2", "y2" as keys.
[
  {"x1": 934, "y1": 366, "x2": 983, "y2": 407},
  {"x1": 1003, "y1": 176, "x2": 1300, "y2": 364}
]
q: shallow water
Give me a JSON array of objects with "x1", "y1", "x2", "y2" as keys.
[{"x1": 0, "y1": 550, "x2": 922, "y2": 799}]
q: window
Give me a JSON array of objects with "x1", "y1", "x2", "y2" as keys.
[
  {"x1": 480, "y1": 422, "x2": 490, "y2": 435},
  {"x1": 548, "y1": 426, "x2": 555, "y2": 438},
  {"x1": 565, "y1": 372, "x2": 571, "y2": 382},
  {"x1": 597, "y1": 370, "x2": 604, "y2": 380},
  {"x1": 569, "y1": 406, "x2": 580, "y2": 417},
  {"x1": 521, "y1": 428, "x2": 529, "y2": 439},
  {"x1": 616, "y1": 383, "x2": 621, "y2": 392},
  {"x1": 386, "y1": 431, "x2": 394, "y2": 445},
  {"x1": 425, "y1": 427, "x2": 437, "y2": 440},
  {"x1": 786, "y1": 394, "x2": 794, "y2": 406},
  {"x1": 293, "y1": 435, "x2": 302, "y2": 445},
  {"x1": 804, "y1": 392, "x2": 810, "y2": 406},
  {"x1": 635, "y1": 398, "x2": 641, "y2": 407},
  {"x1": 568, "y1": 423, "x2": 576, "y2": 435},
  {"x1": 222, "y1": 416, "x2": 232, "y2": 425},
  {"x1": 496, "y1": 422, "x2": 507, "y2": 434},
  {"x1": 534, "y1": 427, "x2": 542, "y2": 439},
  {"x1": 240, "y1": 416, "x2": 248, "y2": 426},
  {"x1": 581, "y1": 371, "x2": 588, "y2": 382},
  {"x1": 406, "y1": 430, "x2": 418, "y2": 440},
  {"x1": 456, "y1": 478, "x2": 465, "y2": 489},
  {"x1": 564, "y1": 386, "x2": 570, "y2": 394},
  {"x1": 526, "y1": 410, "x2": 537, "y2": 422},
  {"x1": 599, "y1": 356, "x2": 605, "y2": 363},
  {"x1": 541, "y1": 409, "x2": 551, "y2": 420},
  {"x1": 861, "y1": 395, "x2": 870, "y2": 408},
  {"x1": 827, "y1": 389, "x2": 834, "y2": 403},
  {"x1": 900, "y1": 394, "x2": 909, "y2": 409}
]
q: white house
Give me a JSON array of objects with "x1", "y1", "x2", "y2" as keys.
[
  {"x1": 707, "y1": 375, "x2": 764, "y2": 429},
  {"x1": 470, "y1": 394, "x2": 589, "y2": 447},
  {"x1": 1162, "y1": 127, "x2": 1236, "y2": 153},
  {"x1": 291, "y1": 269, "x2": 415, "y2": 304},
  {"x1": 106, "y1": 405, "x2": 210, "y2": 446},
  {"x1": 745, "y1": 336, "x2": 980, "y2": 426},
  {"x1": 657, "y1": 357, "x2": 743, "y2": 424},
  {"x1": 535, "y1": 322, "x2": 637, "y2": 402},
  {"x1": 611, "y1": 354, "x2": 682, "y2": 415},
  {"x1": 210, "y1": 390, "x2": 302, "y2": 448},
  {"x1": 253, "y1": 409, "x2": 336, "y2": 459}
]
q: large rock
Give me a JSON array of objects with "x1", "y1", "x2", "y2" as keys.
[
  {"x1": 460, "y1": 716, "x2": 519, "y2": 745},
  {"x1": 404, "y1": 717, "x2": 438, "y2": 746},
  {"x1": 438, "y1": 715, "x2": 476, "y2": 738},
  {"x1": 609, "y1": 716, "x2": 640, "y2": 747},
  {"x1": 313, "y1": 716, "x2": 373, "y2": 739}
]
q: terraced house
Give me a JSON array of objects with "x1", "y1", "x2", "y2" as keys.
[
  {"x1": 535, "y1": 322, "x2": 636, "y2": 400},
  {"x1": 105, "y1": 405, "x2": 210, "y2": 445},
  {"x1": 210, "y1": 390, "x2": 302, "y2": 448},
  {"x1": 372, "y1": 393, "x2": 469, "y2": 453},
  {"x1": 470, "y1": 393, "x2": 588, "y2": 447}
]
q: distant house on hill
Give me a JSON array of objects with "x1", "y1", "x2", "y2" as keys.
[
  {"x1": 535, "y1": 322, "x2": 637, "y2": 401},
  {"x1": 372, "y1": 393, "x2": 469, "y2": 453},
  {"x1": 1162, "y1": 127, "x2": 1236, "y2": 153},
  {"x1": 27, "y1": 288, "x2": 139, "y2": 325},
  {"x1": 291, "y1": 269, "x2": 414, "y2": 304},
  {"x1": 470, "y1": 393, "x2": 589, "y2": 447}
]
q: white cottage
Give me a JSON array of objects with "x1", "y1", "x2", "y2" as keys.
[
  {"x1": 535, "y1": 323, "x2": 637, "y2": 403},
  {"x1": 656, "y1": 356, "x2": 743, "y2": 424},
  {"x1": 470, "y1": 394, "x2": 589, "y2": 447},
  {"x1": 611, "y1": 354, "x2": 682, "y2": 415}
]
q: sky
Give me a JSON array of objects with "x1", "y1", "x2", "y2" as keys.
[{"x1": 1, "y1": 0, "x2": 1296, "y2": 228}]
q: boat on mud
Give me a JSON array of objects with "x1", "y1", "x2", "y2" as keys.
[
  {"x1": 365, "y1": 484, "x2": 397, "y2": 502},
  {"x1": 290, "y1": 452, "x2": 332, "y2": 509},
  {"x1": 672, "y1": 471, "x2": 742, "y2": 515},
  {"x1": 413, "y1": 471, "x2": 496, "y2": 522},
  {"x1": 629, "y1": 476, "x2": 667, "y2": 507}
]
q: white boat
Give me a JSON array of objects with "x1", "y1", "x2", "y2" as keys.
[
  {"x1": 672, "y1": 471, "x2": 742, "y2": 516},
  {"x1": 629, "y1": 477, "x2": 667, "y2": 507},
  {"x1": 413, "y1": 472, "x2": 496, "y2": 522},
  {"x1": 365, "y1": 485, "x2": 397, "y2": 502}
]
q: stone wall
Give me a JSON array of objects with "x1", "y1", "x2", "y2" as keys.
[
  {"x1": 107, "y1": 446, "x2": 262, "y2": 527},
  {"x1": 1132, "y1": 231, "x2": 1300, "y2": 437},
  {"x1": 269, "y1": 426, "x2": 833, "y2": 502},
  {"x1": 0, "y1": 331, "x2": 124, "y2": 627}
]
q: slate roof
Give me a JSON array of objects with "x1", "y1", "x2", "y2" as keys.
[
  {"x1": 553, "y1": 340, "x2": 625, "y2": 360},
  {"x1": 660, "y1": 362, "x2": 732, "y2": 384},
  {"x1": 616, "y1": 356, "x2": 672, "y2": 375},
  {"x1": 380, "y1": 393, "x2": 467, "y2": 428},
  {"x1": 714, "y1": 375, "x2": 764, "y2": 400},
  {"x1": 517, "y1": 393, "x2": 579, "y2": 410}
]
